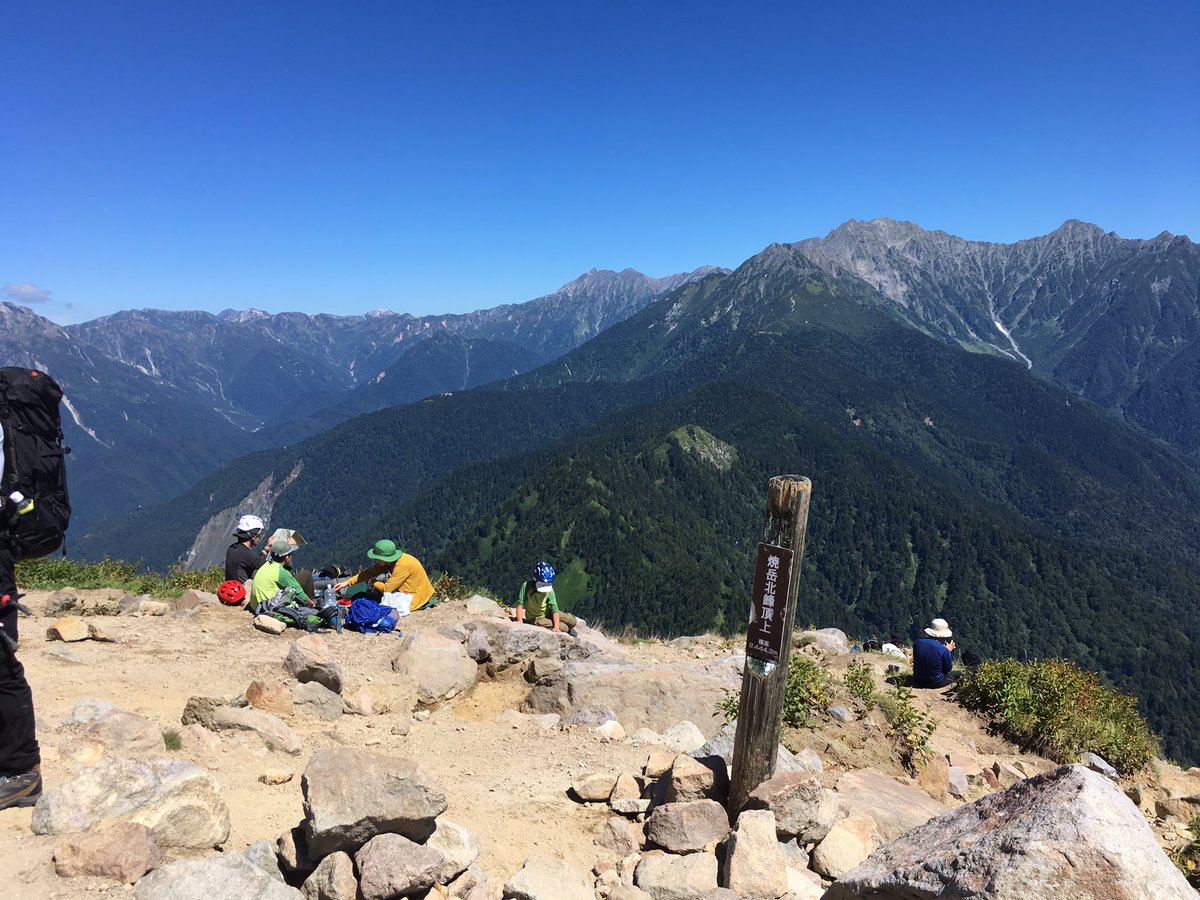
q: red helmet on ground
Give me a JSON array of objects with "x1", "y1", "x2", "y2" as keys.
[{"x1": 217, "y1": 579, "x2": 247, "y2": 606}]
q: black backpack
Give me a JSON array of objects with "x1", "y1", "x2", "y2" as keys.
[{"x1": 0, "y1": 368, "x2": 71, "y2": 560}]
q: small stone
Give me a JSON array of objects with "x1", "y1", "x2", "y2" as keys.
[
  {"x1": 246, "y1": 680, "x2": 295, "y2": 717},
  {"x1": 255, "y1": 615, "x2": 288, "y2": 635},
  {"x1": 811, "y1": 814, "x2": 881, "y2": 880},
  {"x1": 505, "y1": 855, "x2": 593, "y2": 900},
  {"x1": 644, "y1": 751, "x2": 675, "y2": 779},
  {"x1": 609, "y1": 773, "x2": 643, "y2": 804},
  {"x1": 53, "y1": 821, "x2": 158, "y2": 883},
  {"x1": 260, "y1": 769, "x2": 294, "y2": 785},
  {"x1": 829, "y1": 705, "x2": 854, "y2": 722},
  {"x1": 593, "y1": 719, "x2": 627, "y2": 742},
  {"x1": 666, "y1": 753, "x2": 722, "y2": 804},
  {"x1": 611, "y1": 798, "x2": 652, "y2": 816},
  {"x1": 662, "y1": 721, "x2": 706, "y2": 752},
  {"x1": 415, "y1": 709, "x2": 431, "y2": 722},
  {"x1": 87, "y1": 622, "x2": 116, "y2": 642},
  {"x1": 355, "y1": 833, "x2": 445, "y2": 899},
  {"x1": 1080, "y1": 751, "x2": 1118, "y2": 780},
  {"x1": 301, "y1": 850, "x2": 357, "y2": 900},
  {"x1": 343, "y1": 690, "x2": 375, "y2": 716},
  {"x1": 948, "y1": 766, "x2": 969, "y2": 798},
  {"x1": 47, "y1": 616, "x2": 90, "y2": 642}
]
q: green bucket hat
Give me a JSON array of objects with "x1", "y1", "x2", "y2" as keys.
[{"x1": 367, "y1": 539, "x2": 403, "y2": 562}]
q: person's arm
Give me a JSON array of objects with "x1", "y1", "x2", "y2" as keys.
[
  {"x1": 941, "y1": 643, "x2": 955, "y2": 677},
  {"x1": 374, "y1": 560, "x2": 408, "y2": 594},
  {"x1": 278, "y1": 567, "x2": 312, "y2": 605},
  {"x1": 551, "y1": 611, "x2": 561, "y2": 632},
  {"x1": 546, "y1": 590, "x2": 561, "y2": 632},
  {"x1": 515, "y1": 581, "x2": 526, "y2": 623}
]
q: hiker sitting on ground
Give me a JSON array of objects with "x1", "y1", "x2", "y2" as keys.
[
  {"x1": 248, "y1": 540, "x2": 313, "y2": 613},
  {"x1": 912, "y1": 618, "x2": 957, "y2": 688},
  {"x1": 225, "y1": 514, "x2": 268, "y2": 583},
  {"x1": 333, "y1": 539, "x2": 435, "y2": 612},
  {"x1": 515, "y1": 561, "x2": 577, "y2": 633}
]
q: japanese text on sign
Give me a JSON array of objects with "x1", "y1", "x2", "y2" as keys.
[{"x1": 746, "y1": 542, "x2": 794, "y2": 665}]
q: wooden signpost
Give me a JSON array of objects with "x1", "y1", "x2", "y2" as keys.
[{"x1": 728, "y1": 475, "x2": 812, "y2": 815}]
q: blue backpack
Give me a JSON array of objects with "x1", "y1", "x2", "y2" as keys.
[{"x1": 347, "y1": 598, "x2": 400, "y2": 634}]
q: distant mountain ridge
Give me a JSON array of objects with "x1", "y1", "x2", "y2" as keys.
[
  {"x1": 1, "y1": 265, "x2": 721, "y2": 527},
  {"x1": 795, "y1": 218, "x2": 1200, "y2": 452}
]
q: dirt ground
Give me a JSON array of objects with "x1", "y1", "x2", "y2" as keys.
[{"x1": 2, "y1": 590, "x2": 733, "y2": 899}]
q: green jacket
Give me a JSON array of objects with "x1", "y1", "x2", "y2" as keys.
[
  {"x1": 517, "y1": 580, "x2": 559, "y2": 620},
  {"x1": 249, "y1": 561, "x2": 310, "y2": 612}
]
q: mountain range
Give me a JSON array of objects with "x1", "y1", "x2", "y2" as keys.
[{"x1": 68, "y1": 221, "x2": 1200, "y2": 764}]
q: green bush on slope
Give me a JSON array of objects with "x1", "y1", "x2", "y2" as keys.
[{"x1": 955, "y1": 658, "x2": 1158, "y2": 773}]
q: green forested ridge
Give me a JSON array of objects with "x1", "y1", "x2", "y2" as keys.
[{"x1": 77, "y1": 246, "x2": 1200, "y2": 763}]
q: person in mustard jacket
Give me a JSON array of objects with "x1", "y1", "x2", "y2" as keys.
[{"x1": 334, "y1": 539, "x2": 435, "y2": 612}]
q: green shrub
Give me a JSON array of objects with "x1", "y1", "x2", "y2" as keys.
[
  {"x1": 877, "y1": 685, "x2": 936, "y2": 771},
  {"x1": 1173, "y1": 815, "x2": 1200, "y2": 888},
  {"x1": 15, "y1": 556, "x2": 224, "y2": 598},
  {"x1": 955, "y1": 658, "x2": 1158, "y2": 774},
  {"x1": 162, "y1": 729, "x2": 182, "y2": 751},
  {"x1": 845, "y1": 658, "x2": 876, "y2": 707},
  {"x1": 717, "y1": 653, "x2": 833, "y2": 728}
]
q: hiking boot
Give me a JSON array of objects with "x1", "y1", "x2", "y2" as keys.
[{"x1": 0, "y1": 766, "x2": 42, "y2": 810}]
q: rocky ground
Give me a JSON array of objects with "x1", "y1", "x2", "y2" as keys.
[{"x1": 3, "y1": 587, "x2": 1198, "y2": 899}]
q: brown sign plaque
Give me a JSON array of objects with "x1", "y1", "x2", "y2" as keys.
[{"x1": 746, "y1": 542, "x2": 794, "y2": 665}]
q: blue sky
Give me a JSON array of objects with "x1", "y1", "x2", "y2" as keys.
[{"x1": 3, "y1": 1, "x2": 1197, "y2": 324}]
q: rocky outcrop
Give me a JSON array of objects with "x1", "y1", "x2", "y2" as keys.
[
  {"x1": 134, "y1": 854, "x2": 301, "y2": 899},
  {"x1": 825, "y1": 764, "x2": 1195, "y2": 899},
  {"x1": 390, "y1": 629, "x2": 478, "y2": 703}
]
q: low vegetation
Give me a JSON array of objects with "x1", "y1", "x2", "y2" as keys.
[
  {"x1": 15, "y1": 557, "x2": 223, "y2": 598},
  {"x1": 1173, "y1": 815, "x2": 1200, "y2": 889},
  {"x1": 955, "y1": 658, "x2": 1159, "y2": 774},
  {"x1": 718, "y1": 653, "x2": 833, "y2": 728},
  {"x1": 876, "y1": 685, "x2": 937, "y2": 772},
  {"x1": 844, "y1": 658, "x2": 877, "y2": 706}
]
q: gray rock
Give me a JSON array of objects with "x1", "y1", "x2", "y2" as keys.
[
  {"x1": 302, "y1": 748, "x2": 447, "y2": 858},
  {"x1": 254, "y1": 615, "x2": 287, "y2": 635},
  {"x1": 829, "y1": 705, "x2": 854, "y2": 722},
  {"x1": 293, "y1": 681, "x2": 344, "y2": 720},
  {"x1": 797, "y1": 629, "x2": 849, "y2": 654},
  {"x1": 176, "y1": 589, "x2": 219, "y2": 611},
  {"x1": 645, "y1": 800, "x2": 729, "y2": 853},
  {"x1": 32, "y1": 756, "x2": 230, "y2": 850},
  {"x1": 465, "y1": 594, "x2": 505, "y2": 617},
  {"x1": 300, "y1": 850, "x2": 357, "y2": 900},
  {"x1": 526, "y1": 655, "x2": 565, "y2": 683},
  {"x1": 947, "y1": 765, "x2": 968, "y2": 798},
  {"x1": 505, "y1": 855, "x2": 594, "y2": 900},
  {"x1": 391, "y1": 629, "x2": 479, "y2": 703},
  {"x1": 811, "y1": 814, "x2": 881, "y2": 880},
  {"x1": 181, "y1": 695, "x2": 227, "y2": 730},
  {"x1": 596, "y1": 815, "x2": 646, "y2": 856},
  {"x1": 284, "y1": 634, "x2": 344, "y2": 694},
  {"x1": 745, "y1": 770, "x2": 838, "y2": 843},
  {"x1": 53, "y1": 821, "x2": 158, "y2": 883},
  {"x1": 492, "y1": 622, "x2": 571, "y2": 670},
  {"x1": 466, "y1": 629, "x2": 492, "y2": 662},
  {"x1": 825, "y1": 765, "x2": 1194, "y2": 899},
  {"x1": 561, "y1": 706, "x2": 618, "y2": 727},
  {"x1": 66, "y1": 698, "x2": 117, "y2": 724},
  {"x1": 244, "y1": 838, "x2": 285, "y2": 882},
  {"x1": 211, "y1": 705, "x2": 303, "y2": 755},
  {"x1": 426, "y1": 817, "x2": 481, "y2": 883},
  {"x1": 612, "y1": 797, "x2": 653, "y2": 816},
  {"x1": 571, "y1": 772, "x2": 618, "y2": 803},
  {"x1": 634, "y1": 851, "x2": 719, "y2": 899},
  {"x1": 724, "y1": 809, "x2": 788, "y2": 899},
  {"x1": 1080, "y1": 751, "x2": 1119, "y2": 780},
  {"x1": 354, "y1": 833, "x2": 445, "y2": 900},
  {"x1": 80, "y1": 709, "x2": 165, "y2": 754},
  {"x1": 834, "y1": 769, "x2": 949, "y2": 841},
  {"x1": 134, "y1": 854, "x2": 302, "y2": 899}
]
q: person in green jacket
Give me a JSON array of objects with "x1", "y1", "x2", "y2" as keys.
[
  {"x1": 248, "y1": 540, "x2": 313, "y2": 613},
  {"x1": 516, "y1": 561, "x2": 577, "y2": 633}
]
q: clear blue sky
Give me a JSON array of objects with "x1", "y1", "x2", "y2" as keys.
[{"x1": 3, "y1": 1, "x2": 1197, "y2": 324}]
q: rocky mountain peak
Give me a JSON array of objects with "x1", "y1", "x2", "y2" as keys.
[
  {"x1": 217, "y1": 307, "x2": 271, "y2": 323},
  {"x1": 0, "y1": 301, "x2": 70, "y2": 338}
]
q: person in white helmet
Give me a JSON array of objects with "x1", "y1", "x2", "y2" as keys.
[{"x1": 224, "y1": 514, "x2": 267, "y2": 583}]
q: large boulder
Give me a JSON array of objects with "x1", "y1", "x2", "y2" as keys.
[
  {"x1": 834, "y1": 768, "x2": 949, "y2": 841},
  {"x1": 825, "y1": 764, "x2": 1195, "y2": 899},
  {"x1": 745, "y1": 770, "x2": 838, "y2": 843},
  {"x1": 559, "y1": 664, "x2": 727, "y2": 733},
  {"x1": 354, "y1": 833, "x2": 445, "y2": 900},
  {"x1": 134, "y1": 854, "x2": 302, "y2": 899},
  {"x1": 302, "y1": 748, "x2": 448, "y2": 858},
  {"x1": 723, "y1": 809, "x2": 788, "y2": 900},
  {"x1": 32, "y1": 757, "x2": 230, "y2": 850},
  {"x1": 505, "y1": 855, "x2": 594, "y2": 900},
  {"x1": 810, "y1": 814, "x2": 881, "y2": 879},
  {"x1": 634, "y1": 851, "x2": 719, "y2": 899},
  {"x1": 391, "y1": 629, "x2": 478, "y2": 703},
  {"x1": 645, "y1": 799, "x2": 730, "y2": 853},
  {"x1": 284, "y1": 634, "x2": 344, "y2": 694}
]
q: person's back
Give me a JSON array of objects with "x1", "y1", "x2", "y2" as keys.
[
  {"x1": 225, "y1": 540, "x2": 261, "y2": 582},
  {"x1": 912, "y1": 637, "x2": 954, "y2": 687}
]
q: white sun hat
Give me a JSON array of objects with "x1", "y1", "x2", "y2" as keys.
[{"x1": 924, "y1": 618, "x2": 953, "y2": 638}]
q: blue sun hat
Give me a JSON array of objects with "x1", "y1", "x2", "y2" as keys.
[{"x1": 533, "y1": 561, "x2": 555, "y2": 593}]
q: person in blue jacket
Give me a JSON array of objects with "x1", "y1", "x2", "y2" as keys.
[{"x1": 912, "y1": 618, "x2": 957, "y2": 688}]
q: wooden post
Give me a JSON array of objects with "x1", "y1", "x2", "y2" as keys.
[{"x1": 727, "y1": 474, "x2": 812, "y2": 815}]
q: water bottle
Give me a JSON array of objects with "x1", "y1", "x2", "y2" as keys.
[{"x1": 9, "y1": 492, "x2": 34, "y2": 515}]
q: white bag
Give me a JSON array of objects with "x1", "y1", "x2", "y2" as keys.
[{"x1": 381, "y1": 592, "x2": 413, "y2": 617}]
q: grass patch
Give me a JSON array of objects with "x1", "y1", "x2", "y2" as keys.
[
  {"x1": 718, "y1": 653, "x2": 833, "y2": 728},
  {"x1": 162, "y1": 729, "x2": 182, "y2": 751},
  {"x1": 955, "y1": 658, "x2": 1159, "y2": 774},
  {"x1": 16, "y1": 557, "x2": 223, "y2": 598}
]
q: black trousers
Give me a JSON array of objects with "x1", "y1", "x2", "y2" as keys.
[{"x1": 0, "y1": 543, "x2": 40, "y2": 775}]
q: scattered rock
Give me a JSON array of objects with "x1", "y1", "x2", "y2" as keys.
[
  {"x1": 53, "y1": 821, "x2": 158, "y2": 883},
  {"x1": 302, "y1": 748, "x2": 448, "y2": 857},
  {"x1": 260, "y1": 769, "x2": 294, "y2": 785},
  {"x1": 829, "y1": 705, "x2": 854, "y2": 722},
  {"x1": 391, "y1": 629, "x2": 479, "y2": 703},
  {"x1": 572, "y1": 772, "x2": 618, "y2": 803},
  {"x1": 284, "y1": 634, "x2": 344, "y2": 694},
  {"x1": 645, "y1": 799, "x2": 729, "y2": 854},
  {"x1": 596, "y1": 815, "x2": 646, "y2": 856},
  {"x1": 634, "y1": 850, "x2": 719, "y2": 899},
  {"x1": 80, "y1": 708, "x2": 165, "y2": 755},
  {"x1": 610, "y1": 772, "x2": 643, "y2": 804},
  {"x1": 355, "y1": 832, "x2": 446, "y2": 900},
  {"x1": 593, "y1": 719, "x2": 628, "y2": 742},
  {"x1": 301, "y1": 850, "x2": 358, "y2": 900},
  {"x1": 245, "y1": 838, "x2": 286, "y2": 882},
  {"x1": 917, "y1": 755, "x2": 950, "y2": 803},
  {"x1": 211, "y1": 705, "x2": 303, "y2": 755},
  {"x1": 138, "y1": 599, "x2": 171, "y2": 617},
  {"x1": 342, "y1": 689, "x2": 374, "y2": 716},
  {"x1": 32, "y1": 756, "x2": 230, "y2": 849},
  {"x1": 666, "y1": 753, "x2": 728, "y2": 805},
  {"x1": 47, "y1": 616, "x2": 90, "y2": 642},
  {"x1": 745, "y1": 770, "x2": 838, "y2": 843},
  {"x1": 947, "y1": 766, "x2": 968, "y2": 798},
  {"x1": 834, "y1": 769, "x2": 949, "y2": 841},
  {"x1": 824, "y1": 765, "x2": 1194, "y2": 899},
  {"x1": 505, "y1": 855, "x2": 594, "y2": 900},
  {"x1": 724, "y1": 808, "x2": 788, "y2": 899},
  {"x1": 465, "y1": 594, "x2": 505, "y2": 616},
  {"x1": 255, "y1": 615, "x2": 288, "y2": 635},
  {"x1": 246, "y1": 680, "x2": 295, "y2": 717},
  {"x1": 133, "y1": 854, "x2": 302, "y2": 899},
  {"x1": 426, "y1": 818, "x2": 481, "y2": 884},
  {"x1": 293, "y1": 680, "x2": 344, "y2": 720},
  {"x1": 1080, "y1": 751, "x2": 1118, "y2": 780},
  {"x1": 811, "y1": 814, "x2": 881, "y2": 879},
  {"x1": 88, "y1": 622, "x2": 116, "y2": 642}
]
